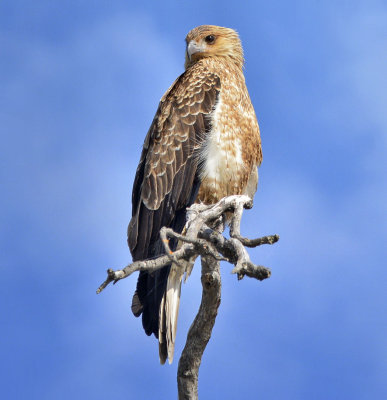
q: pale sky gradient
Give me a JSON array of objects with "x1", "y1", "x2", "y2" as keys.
[{"x1": 1, "y1": 1, "x2": 386, "y2": 399}]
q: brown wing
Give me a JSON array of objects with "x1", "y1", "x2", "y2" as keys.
[{"x1": 127, "y1": 67, "x2": 221, "y2": 336}]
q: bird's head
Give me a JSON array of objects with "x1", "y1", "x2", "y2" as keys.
[{"x1": 184, "y1": 25, "x2": 244, "y2": 70}]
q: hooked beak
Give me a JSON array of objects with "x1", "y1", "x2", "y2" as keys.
[{"x1": 187, "y1": 41, "x2": 205, "y2": 60}]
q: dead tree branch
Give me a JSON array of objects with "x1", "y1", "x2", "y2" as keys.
[
  {"x1": 97, "y1": 195, "x2": 279, "y2": 400},
  {"x1": 177, "y1": 249, "x2": 221, "y2": 400}
]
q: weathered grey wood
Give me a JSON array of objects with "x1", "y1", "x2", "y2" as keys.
[
  {"x1": 96, "y1": 195, "x2": 279, "y2": 399},
  {"x1": 177, "y1": 250, "x2": 221, "y2": 400}
]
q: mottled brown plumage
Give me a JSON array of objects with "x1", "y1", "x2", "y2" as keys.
[{"x1": 128, "y1": 25, "x2": 261, "y2": 364}]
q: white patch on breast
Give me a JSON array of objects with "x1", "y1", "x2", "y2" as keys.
[{"x1": 199, "y1": 94, "x2": 246, "y2": 191}]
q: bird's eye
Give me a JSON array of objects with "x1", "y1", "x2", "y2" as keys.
[{"x1": 205, "y1": 35, "x2": 216, "y2": 44}]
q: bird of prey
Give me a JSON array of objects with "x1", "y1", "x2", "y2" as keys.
[{"x1": 127, "y1": 25, "x2": 262, "y2": 364}]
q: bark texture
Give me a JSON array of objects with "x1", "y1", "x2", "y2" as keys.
[
  {"x1": 177, "y1": 253, "x2": 221, "y2": 400},
  {"x1": 97, "y1": 195, "x2": 279, "y2": 399}
]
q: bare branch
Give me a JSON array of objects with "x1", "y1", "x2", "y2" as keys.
[
  {"x1": 96, "y1": 246, "x2": 196, "y2": 294},
  {"x1": 229, "y1": 199, "x2": 280, "y2": 247},
  {"x1": 97, "y1": 195, "x2": 279, "y2": 399},
  {"x1": 97, "y1": 196, "x2": 270, "y2": 294},
  {"x1": 177, "y1": 251, "x2": 221, "y2": 400}
]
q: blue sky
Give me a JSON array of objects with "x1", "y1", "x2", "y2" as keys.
[{"x1": 1, "y1": 1, "x2": 386, "y2": 399}]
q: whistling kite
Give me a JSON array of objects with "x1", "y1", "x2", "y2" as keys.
[{"x1": 128, "y1": 25, "x2": 262, "y2": 364}]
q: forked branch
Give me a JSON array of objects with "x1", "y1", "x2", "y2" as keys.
[{"x1": 97, "y1": 195, "x2": 279, "y2": 400}]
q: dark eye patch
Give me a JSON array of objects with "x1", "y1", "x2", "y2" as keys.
[{"x1": 205, "y1": 35, "x2": 216, "y2": 44}]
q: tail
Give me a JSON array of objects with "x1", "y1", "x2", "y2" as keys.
[
  {"x1": 130, "y1": 205, "x2": 198, "y2": 364},
  {"x1": 130, "y1": 239, "x2": 185, "y2": 364},
  {"x1": 158, "y1": 263, "x2": 184, "y2": 364}
]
